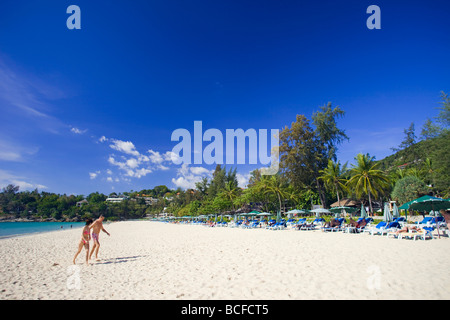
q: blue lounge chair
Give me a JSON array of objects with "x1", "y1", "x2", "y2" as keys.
[
  {"x1": 416, "y1": 217, "x2": 434, "y2": 227},
  {"x1": 299, "y1": 221, "x2": 316, "y2": 230},
  {"x1": 312, "y1": 218, "x2": 325, "y2": 225},
  {"x1": 380, "y1": 221, "x2": 401, "y2": 236},
  {"x1": 416, "y1": 227, "x2": 435, "y2": 240},
  {"x1": 367, "y1": 221, "x2": 387, "y2": 235},
  {"x1": 250, "y1": 220, "x2": 260, "y2": 228},
  {"x1": 293, "y1": 218, "x2": 306, "y2": 229}
]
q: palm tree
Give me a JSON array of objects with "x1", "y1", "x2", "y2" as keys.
[
  {"x1": 319, "y1": 160, "x2": 348, "y2": 207},
  {"x1": 220, "y1": 181, "x2": 241, "y2": 212},
  {"x1": 262, "y1": 175, "x2": 288, "y2": 215},
  {"x1": 346, "y1": 153, "x2": 390, "y2": 214},
  {"x1": 422, "y1": 157, "x2": 436, "y2": 192}
]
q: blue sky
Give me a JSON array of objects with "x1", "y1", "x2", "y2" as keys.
[{"x1": 0, "y1": 0, "x2": 449, "y2": 196}]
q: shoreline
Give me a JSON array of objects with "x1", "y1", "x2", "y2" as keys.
[{"x1": 1, "y1": 220, "x2": 449, "y2": 300}]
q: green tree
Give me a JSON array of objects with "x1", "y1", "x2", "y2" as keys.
[
  {"x1": 392, "y1": 122, "x2": 417, "y2": 161},
  {"x1": 208, "y1": 165, "x2": 226, "y2": 198},
  {"x1": 421, "y1": 118, "x2": 441, "y2": 140},
  {"x1": 436, "y1": 91, "x2": 450, "y2": 128},
  {"x1": 391, "y1": 176, "x2": 429, "y2": 205},
  {"x1": 346, "y1": 153, "x2": 390, "y2": 213},
  {"x1": 262, "y1": 175, "x2": 288, "y2": 215},
  {"x1": 219, "y1": 181, "x2": 241, "y2": 212},
  {"x1": 279, "y1": 104, "x2": 347, "y2": 207},
  {"x1": 319, "y1": 160, "x2": 348, "y2": 207}
]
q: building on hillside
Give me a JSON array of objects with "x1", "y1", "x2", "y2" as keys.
[{"x1": 76, "y1": 199, "x2": 89, "y2": 207}]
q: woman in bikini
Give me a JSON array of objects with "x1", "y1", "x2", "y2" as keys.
[{"x1": 73, "y1": 218, "x2": 93, "y2": 265}]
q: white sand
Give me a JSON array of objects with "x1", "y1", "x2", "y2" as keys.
[{"x1": 0, "y1": 220, "x2": 449, "y2": 300}]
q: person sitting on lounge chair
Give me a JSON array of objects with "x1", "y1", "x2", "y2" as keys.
[
  {"x1": 347, "y1": 218, "x2": 358, "y2": 227},
  {"x1": 324, "y1": 219, "x2": 340, "y2": 228}
]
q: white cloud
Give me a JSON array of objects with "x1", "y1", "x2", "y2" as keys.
[
  {"x1": 109, "y1": 139, "x2": 140, "y2": 157},
  {"x1": 126, "y1": 158, "x2": 140, "y2": 169},
  {"x1": 190, "y1": 166, "x2": 212, "y2": 176},
  {"x1": 0, "y1": 56, "x2": 66, "y2": 134},
  {"x1": 163, "y1": 151, "x2": 181, "y2": 164},
  {"x1": 89, "y1": 171, "x2": 100, "y2": 179},
  {"x1": 236, "y1": 173, "x2": 250, "y2": 188},
  {"x1": 133, "y1": 168, "x2": 152, "y2": 178},
  {"x1": 0, "y1": 150, "x2": 21, "y2": 161},
  {"x1": 171, "y1": 164, "x2": 213, "y2": 189},
  {"x1": 148, "y1": 150, "x2": 164, "y2": 164},
  {"x1": 106, "y1": 177, "x2": 113, "y2": 182},
  {"x1": 108, "y1": 155, "x2": 152, "y2": 179},
  {"x1": 71, "y1": 127, "x2": 87, "y2": 134},
  {"x1": 99, "y1": 136, "x2": 107, "y2": 143},
  {"x1": 0, "y1": 169, "x2": 47, "y2": 191},
  {"x1": 0, "y1": 138, "x2": 39, "y2": 162}
]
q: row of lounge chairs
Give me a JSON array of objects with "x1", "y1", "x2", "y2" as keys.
[{"x1": 173, "y1": 215, "x2": 449, "y2": 240}]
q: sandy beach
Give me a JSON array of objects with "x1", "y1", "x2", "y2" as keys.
[{"x1": 0, "y1": 220, "x2": 449, "y2": 300}]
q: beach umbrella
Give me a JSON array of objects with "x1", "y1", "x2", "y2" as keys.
[
  {"x1": 248, "y1": 210, "x2": 260, "y2": 216},
  {"x1": 286, "y1": 209, "x2": 304, "y2": 214},
  {"x1": 392, "y1": 203, "x2": 400, "y2": 219},
  {"x1": 409, "y1": 197, "x2": 450, "y2": 238},
  {"x1": 330, "y1": 206, "x2": 357, "y2": 218},
  {"x1": 360, "y1": 204, "x2": 367, "y2": 218},
  {"x1": 285, "y1": 209, "x2": 303, "y2": 218},
  {"x1": 256, "y1": 212, "x2": 271, "y2": 217},
  {"x1": 383, "y1": 202, "x2": 392, "y2": 223},
  {"x1": 310, "y1": 208, "x2": 331, "y2": 218},
  {"x1": 276, "y1": 210, "x2": 281, "y2": 223},
  {"x1": 409, "y1": 197, "x2": 450, "y2": 212},
  {"x1": 398, "y1": 195, "x2": 438, "y2": 210}
]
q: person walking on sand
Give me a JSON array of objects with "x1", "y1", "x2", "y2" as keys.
[
  {"x1": 73, "y1": 218, "x2": 93, "y2": 265},
  {"x1": 89, "y1": 215, "x2": 110, "y2": 261}
]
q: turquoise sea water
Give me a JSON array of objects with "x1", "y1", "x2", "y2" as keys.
[{"x1": 0, "y1": 222, "x2": 85, "y2": 239}]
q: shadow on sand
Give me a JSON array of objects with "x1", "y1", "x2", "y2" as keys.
[{"x1": 94, "y1": 255, "x2": 147, "y2": 265}]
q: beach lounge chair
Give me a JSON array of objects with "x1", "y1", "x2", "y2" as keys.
[
  {"x1": 367, "y1": 221, "x2": 387, "y2": 235},
  {"x1": 416, "y1": 217, "x2": 434, "y2": 227},
  {"x1": 293, "y1": 218, "x2": 306, "y2": 229},
  {"x1": 299, "y1": 222, "x2": 316, "y2": 230},
  {"x1": 268, "y1": 220, "x2": 287, "y2": 230},
  {"x1": 377, "y1": 221, "x2": 401, "y2": 236},
  {"x1": 265, "y1": 219, "x2": 276, "y2": 230},
  {"x1": 414, "y1": 227, "x2": 435, "y2": 241},
  {"x1": 387, "y1": 228, "x2": 417, "y2": 240},
  {"x1": 286, "y1": 218, "x2": 296, "y2": 229},
  {"x1": 321, "y1": 219, "x2": 342, "y2": 232},
  {"x1": 312, "y1": 218, "x2": 325, "y2": 226},
  {"x1": 250, "y1": 221, "x2": 260, "y2": 228}
]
